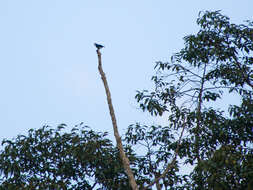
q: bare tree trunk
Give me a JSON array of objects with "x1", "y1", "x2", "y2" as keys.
[{"x1": 96, "y1": 49, "x2": 139, "y2": 190}]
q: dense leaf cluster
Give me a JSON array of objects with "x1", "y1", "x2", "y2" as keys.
[
  {"x1": 134, "y1": 10, "x2": 253, "y2": 189},
  {"x1": 0, "y1": 11, "x2": 252, "y2": 190},
  {"x1": 0, "y1": 124, "x2": 141, "y2": 190}
]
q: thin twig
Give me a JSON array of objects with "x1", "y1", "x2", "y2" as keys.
[
  {"x1": 174, "y1": 64, "x2": 202, "y2": 78},
  {"x1": 143, "y1": 118, "x2": 187, "y2": 190}
]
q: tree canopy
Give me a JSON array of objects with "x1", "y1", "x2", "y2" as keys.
[{"x1": 0, "y1": 10, "x2": 252, "y2": 190}]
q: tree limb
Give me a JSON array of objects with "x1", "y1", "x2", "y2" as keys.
[
  {"x1": 143, "y1": 118, "x2": 187, "y2": 190},
  {"x1": 96, "y1": 49, "x2": 139, "y2": 190}
]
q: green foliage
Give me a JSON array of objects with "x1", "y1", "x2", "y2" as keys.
[
  {"x1": 125, "y1": 124, "x2": 179, "y2": 188},
  {"x1": 134, "y1": 10, "x2": 253, "y2": 189},
  {"x1": 0, "y1": 124, "x2": 145, "y2": 190},
  {"x1": 191, "y1": 145, "x2": 253, "y2": 190},
  {"x1": 0, "y1": 10, "x2": 252, "y2": 190}
]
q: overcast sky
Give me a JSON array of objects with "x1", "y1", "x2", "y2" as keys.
[{"x1": 0, "y1": 1, "x2": 252, "y2": 142}]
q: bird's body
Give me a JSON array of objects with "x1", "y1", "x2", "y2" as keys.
[{"x1": 94, "y1": 43, "x2": 104, "y2": 49}]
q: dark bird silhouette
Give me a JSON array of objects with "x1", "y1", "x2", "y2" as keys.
[{"x1": 94, "y1": 43, "x2": 104, "y2": 49}]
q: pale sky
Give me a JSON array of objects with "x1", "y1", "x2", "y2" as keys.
[{"x1": 0, "y1": 1, "x2": 252, "y2": 142}]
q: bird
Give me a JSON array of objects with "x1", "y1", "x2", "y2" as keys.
[{"x1": 94, "y1": 43, "x2": 104, "y2": 49}]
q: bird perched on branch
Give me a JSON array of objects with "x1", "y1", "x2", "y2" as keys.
[{"x1": 94, "y1": 43, "x2": 104, "y2": 50}]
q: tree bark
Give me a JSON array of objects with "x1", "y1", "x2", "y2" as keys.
[{"x1": 96, "y1": 49, "x2": 139, "y2": 190}]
